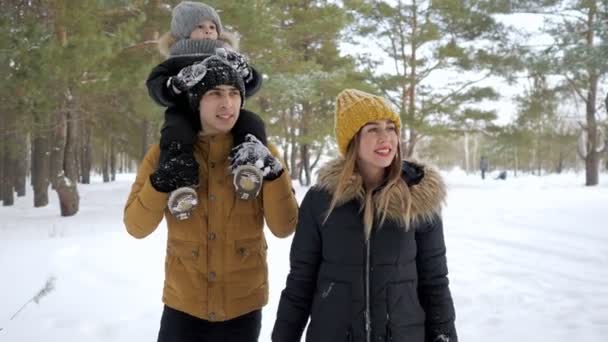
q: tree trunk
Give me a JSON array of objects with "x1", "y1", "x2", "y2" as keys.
[
  {"x1": 463, "y1": 132, "x2": 470, "y2": 173},
  {"x1": 287, "y1": 107, "x2": 298, "y2": 179},
  {"x1": 55, "y1": 173, "x2": 79, "y2": 216},
  {"x1": 103, "y1": 139, "x2": 110, "y2": 183},
  {"x1": 32, "y1": 130, "x2": 51, "y2": 207},
  {"x1": 2, "y1": 143, "x2": 15, "y2": 206},
  {"x1": 50, "y1": 111, "x2": 66, "y2": 189},
  {"x1": 536, "y1": 127, "x2": 542, "y2": 176},
  {"x1": 514, "y1": 147, "x2": 519, "y2": 177},
  {"x1": 300, "y1": 143, "x2": 311, "y2": 186},
  {"x1": 0, "y1": 111, "x2": 4, "y2": 204},
  {"x1": 64, "y1": 108, "x2": 79, "y2": 184},
  {"x1": 110, "y1": 136, "x2": 116, "y2": 181},
  {"x1": 472, "y1": 134, "x2": 479, "y2": 172},
  {"x1": 555, "y1": 150, "x2": 564, "y2": 174},
  {"x1": 289, "y1": 126, "x2": 298, "y2": 181},
  {"x1": 80, "y1": 118, "x2": 92, "y2": 184},
  {"x1": 1, "y1": 113, "x2": 17, "y2": 206},
  {"x1": 584, "y1": 6, "x2": 599, "y2": 186},
  {"x1": 52, "y1": 99, "x2": 80, "y2": 216},
  {"x1": 403, "y1": 2, "x2": 418, "y2": 158},
  {"x1": 299, "y1": 103, "x2": 312, "y2": 186},
  {"x1": 584, "y1": 77, "x2": 600, "y2": 185},
  {"x1": 14, "y1": 133, "x2": 27, "y2": 197},
  {"x1": 281, "y1": 108, "x2": 290, "y2": 173},
  {"x1": 310, "y1": 142, "x2": 325, "y2": 170}
]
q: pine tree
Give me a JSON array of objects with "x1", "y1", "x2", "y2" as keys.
[{"x1": 345, "y1": 0, "x2": 521, "y2": 157}]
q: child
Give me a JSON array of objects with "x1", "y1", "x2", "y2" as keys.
[{"x1": 146, "y1": 1, "x2": 266, "y2": 218}]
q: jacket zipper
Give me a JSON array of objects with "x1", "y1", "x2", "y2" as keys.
[{"x1": 364, "y1": 232, "x2": 372, "y2": 342}]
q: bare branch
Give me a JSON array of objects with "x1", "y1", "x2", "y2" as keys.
[{"x1": 563, "y1": 73, "x2": 588, "y2": 103}]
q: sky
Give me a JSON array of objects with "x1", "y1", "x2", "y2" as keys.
[{"x1": 339, "y1": 9, "x2": 607, "y2": 127}]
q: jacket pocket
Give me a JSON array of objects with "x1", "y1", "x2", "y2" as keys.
[
  {"x1": 386, "y1": 281, "x2": 425, "y2": 341},
  {"x1": 306, "y1": 280, "x2": 352, "y2": 342},
  {"x1": 165, "y1": 240, "x2": 204, "y2": 297},
  {"x1": 229, "y1": 236, "x2": 265, "y2": 271}
]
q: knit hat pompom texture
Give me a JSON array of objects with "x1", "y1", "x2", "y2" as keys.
[
  {"x1": 171, "y1": 1, "x2": 223, "y2": 40},
  {"x1": 335, "y1": 89, "x2": 401, "y2": 156},
  {"x1": 188, "y1": 55, "x2": 245, "y2": 114}
]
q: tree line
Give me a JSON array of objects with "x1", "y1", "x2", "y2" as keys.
[{"x1": 1, "y1": 0, "x2": 606, "y2": 215}]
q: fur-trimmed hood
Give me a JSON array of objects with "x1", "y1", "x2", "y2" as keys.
[{"x1": 315, "y1": 158, "x2": 446, "y2": 225}]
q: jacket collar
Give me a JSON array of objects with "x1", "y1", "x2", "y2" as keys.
[{"x1": 315, "y1": 158, "x2": 446, "y2": 224}]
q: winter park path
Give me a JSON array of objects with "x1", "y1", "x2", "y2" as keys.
[{"x1": 0, "y1": 172, "x2": 607, "y2": 341}]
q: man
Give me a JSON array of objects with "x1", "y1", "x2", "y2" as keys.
[
  {"x1": 124, "y1": 54, "x2": 298, "y2": 342},
  {"x1": 480, "y1": 155, "x2": 489, "y2": 180}
]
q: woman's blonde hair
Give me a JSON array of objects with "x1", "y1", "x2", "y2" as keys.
[{"x1": 324, "y1": 129, "x2": 412, "y2": 240}]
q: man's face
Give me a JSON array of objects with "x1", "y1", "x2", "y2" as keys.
[{"x1": 199, "y1": 85, "x2": 241, "y2": 135}]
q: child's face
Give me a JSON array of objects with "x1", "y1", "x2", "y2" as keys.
[{"x1": 189, "y1": 20, "x2": 218, "y2": 40}]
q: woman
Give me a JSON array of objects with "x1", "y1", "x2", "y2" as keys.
[{"x1": 272, "y1": 89, "x2": 457, "y2": 342}]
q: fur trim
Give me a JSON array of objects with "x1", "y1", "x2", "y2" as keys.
[
  {"x1": 219, "y1": 31, "x2": 240, "y2": 51},
  {"x1": 158, "y1": 31, "x2": 175, "y2": 58},
  {"x1": 315, "y1": 158, "x2": 446, "y2": 224},
  {"x1": 157, "y1": 30, "x2": 239, "y2": 58}
]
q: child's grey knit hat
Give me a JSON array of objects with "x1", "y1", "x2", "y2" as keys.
[{"x1": 171, "y1": 1, "x2": 223, "y2": 40}]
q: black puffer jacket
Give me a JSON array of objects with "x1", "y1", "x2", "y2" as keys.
[{"x1": 272, "y1": 159, "x2": 457, "y2": 342}]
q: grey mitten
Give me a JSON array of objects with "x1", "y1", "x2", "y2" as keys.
[
  {"x1": 170, "y1": 62, "x2": 208, "y2": 93},
  {"x1": 215, "y1": 48, "x2": 252, "y2": 82},
  {"x1": 229, "y1": 134, "x2": 283, "y2": 181}
]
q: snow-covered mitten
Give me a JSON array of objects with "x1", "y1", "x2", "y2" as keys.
[
  {"x1": 150, "y1": 142, "x2": 199, "y2": 193},
  {"x1": 150, "y1": 142, "x2": 200, "y2": 220},
  {"x1": 170, "y1": 62, "x2": 208, "y2": 94},
  {"x1": 228, "y1": 134, "x2": 283, "y2": 200},
  {"x1": 230, "y1": 134, "x2": 283, "y2": 180},
  {"x1": 215, "y1": 48, "x2": 252, "y2": 82}
]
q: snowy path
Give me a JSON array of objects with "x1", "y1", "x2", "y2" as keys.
[{"x1": 1, "y1": 172, "x2": 607, "y2": 341}]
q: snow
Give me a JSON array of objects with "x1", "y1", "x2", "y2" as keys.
[{"x1": 1, "y1": 171, "x2": 607, "y2": 341}]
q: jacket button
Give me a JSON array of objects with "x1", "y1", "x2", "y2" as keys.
[
  {"x1": 209, "y1": 194, "x2": 216, "y2": 201},
  {"x1": 208, "y1": 232, "x2": 216, "y2": 240},
  {"x1": 238, "y1": 248, "x2": 249, "y2": 257},
  {"x1": 191, "y1": 250, "x2": 199, "y2": 257},
  {"x1": 210, "y1": 161, "x2": 215, "y2": 168},
  {"x1": 209, "y1": 312, "x2": 216, "y2": 320},
  {"x1": 209, "y1": 271, "x2": 216, "y2": 281}
]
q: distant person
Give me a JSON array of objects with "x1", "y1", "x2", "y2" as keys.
[{"x1": 480, "y1": 155, "x2": 489, "y2": 180}]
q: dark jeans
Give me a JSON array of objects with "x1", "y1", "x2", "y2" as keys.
[{"x1": 157, "y1": 305, "x2": 262, "y2": 342}]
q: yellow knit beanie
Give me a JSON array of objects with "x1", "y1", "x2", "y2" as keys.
[{"x1": 334, "y1": 89, "x2": 401, "y2": 156}]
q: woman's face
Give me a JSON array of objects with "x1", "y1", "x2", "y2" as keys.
[{"x1": 356, "y1": 119, "x2": 399, "y2": 171}]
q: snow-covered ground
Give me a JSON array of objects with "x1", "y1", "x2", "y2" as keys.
[{"x1": 1, "y1": 170, "x2": 607, "y2": 341}]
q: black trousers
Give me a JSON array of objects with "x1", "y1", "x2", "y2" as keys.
[{"x1": 157, "y1": 305, "x2": 262, "y2": 342}]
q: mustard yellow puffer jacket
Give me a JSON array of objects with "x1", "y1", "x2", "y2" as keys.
[{"x1": 124, "y1": 133, "x2": 298, "y2": 321}]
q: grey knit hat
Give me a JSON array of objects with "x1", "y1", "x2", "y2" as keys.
[
  {"x1": 171, "y1": 1, "x2": 223, "y2": 40},
  {"x1": 187, "y1": 56, "x2": 245, "y2": 128}
]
